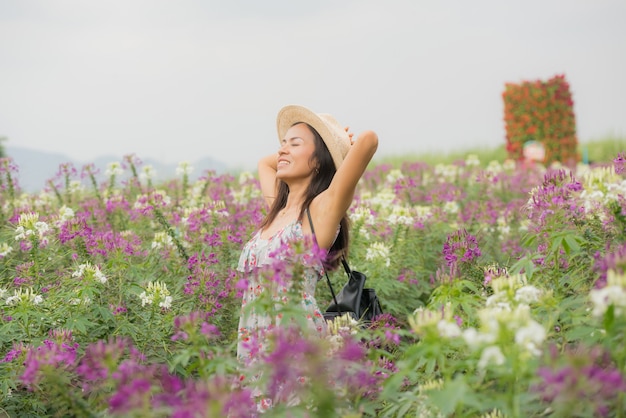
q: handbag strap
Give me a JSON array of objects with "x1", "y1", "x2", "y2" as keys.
[{"x1": 305, "y1": 208, "x2": 341, "y2": 313}]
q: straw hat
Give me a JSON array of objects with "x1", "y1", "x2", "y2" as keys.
[{"x1": 276, "y1": 104, "x2": 350, "y2": 170}]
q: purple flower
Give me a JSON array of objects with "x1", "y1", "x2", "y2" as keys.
[
  {"x1": 442, "y1": 228, "x2": 482, "y2": 271},
  {"x1": 613, "y1": 152, "x2": 626, "y2": 175},
  {"x1": 534, "y1": 344, "x2": 626, "y2": 416},
  {"x1": 20, "y1": 339, "x2": 79, "y2": 388}
]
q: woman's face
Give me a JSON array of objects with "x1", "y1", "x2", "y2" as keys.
[{"x1": 276, "y1": 123, "x2": 317, "y2": 180}]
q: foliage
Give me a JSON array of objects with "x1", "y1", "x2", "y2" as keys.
[{"x1": 1, "y1": 151, "x2": 626, "y2": 417}]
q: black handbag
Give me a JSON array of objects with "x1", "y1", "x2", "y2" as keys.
[
  {"x1": 324, "y1": 258, "x2": 383, "y2": 323},
  {"x1": 306, "y1": 209, "x2": 383, "y2": 324}
]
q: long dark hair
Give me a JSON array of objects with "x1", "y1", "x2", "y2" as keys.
[{"x1": 260, "y1": 122, "x2": 350, "y2": 270}]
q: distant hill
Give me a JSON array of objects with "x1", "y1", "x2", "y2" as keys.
[{"x1": 5, "y1": 146, "x2": 231, "y2": 193}]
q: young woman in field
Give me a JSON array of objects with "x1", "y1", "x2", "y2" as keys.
[{"x1": 236, "y1": 104, "x2": 378, "y2": 363}]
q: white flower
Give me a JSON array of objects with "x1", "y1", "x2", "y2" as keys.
[
  {"x1": 589, "y1": 269, "x2": 626, "y2": 318},
  {"x1": 485, "y1": 295, "x2": 511, "y2": 312},
  {"x1": 478, "y1": 345, "x2": 505, "y2": 369},
  {"x1": 462, "y1": 327, "x2": 497, "y2": 350},
  {"x1": 18, "y1": 212, "x2": 39, "y2": 227},
  {"x1": 408, "y1": 307, "x2": 441, "y2": 334},
  {"x1": 414, "y1": 205, "x2": 433, "y2": 223},
  {"x1": 151, "y1": 232, "x2": 174, "y2": 250},
  {"x1": 349, "y1": 206, "x2": 376, "y2": 226},
  {"x1": 485, "y1": 160, "x2": 503, "y2": 175},
  {"x1": 434, "y1": 163, "x2": 458, "y2": 182},
  {"x1": 465, "y1": 154, "x2": 480, "y2": 167},
  {"x1": 140, "y1": 165, "x2": 157, "y2": 181},
  {"x1": 238, "y1": 171, "x2": 255, "y2": 184},
  {"x1": 0, "y1": 243, "x2": 13, "y2": 257},
  {"x1": 133, "y1": 190, "x2": 172, "y2": 210},
  {"x1": 139, "y1": 281, "x2": 172, "y2": 310},
  {"x1": 5, "y1": 288, "x2": 43, "y2": 306},
  {"x1": 14, "y1": 212, "x2": 49, "y2": 241},
  {"x1": 437, "y1": 320, "x2": 462, "y2": 338},
  {"x1": 34, "y1": 222, "x2": 49, "y2": 234},
  {"x1": 496, "y1": 216, "x2": 511, "y2": 236},
  {"x1": 139, "y1": 291, "x2": 154, "y2": 307},
  {"x1": 68, "y1": 180, "x2": 84, "y2": 194},
  {"x1": 514, "y1": 320, "x2": 546, "y2": 356},
  {"x1": 159, "y1": 295, "x2": 173, "y2": 309},
  {"x1": 59, "y1": 206, "x2": 75, "y2": 221},
  {"x1": 176, "y1": 161, "x2": 194, "y2": 176},
  {"x1": 105, "y1": 162, "x2": 124, "y2": 177},
  {"x1": 589, "y1": 285, "x2": 626, "y2": 318},
  {"x1": 387, "y1": 205, "x2": 414, "y2": 226},
  {"x1": 503, "y1": 159, "x2": 516, "y2": 171},
  {"x1": 386, "y1": 169, "x2": 405, "y2": 183},
  {"x1": 442, "y1": 201, "x2": 459, "y2": 214},
  {"x1": 514, "y1": 285, "x2": 542, "y2": 304},
  {"x1": 70, "y1": 297, "x2": 91, "y2": 306},
  {"x1": 365, "y1": 242, "x2": 391, "y2": 267},
  {"x1": 72, "y1": 263, "x2": 107, "y2": 284},
  {"x1": 367, "y1": 187, "x2": 397, "y2": 208}
]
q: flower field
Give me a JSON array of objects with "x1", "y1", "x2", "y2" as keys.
[{"x1": 1, "y1": 152, "x2": 626, "y2": 417}]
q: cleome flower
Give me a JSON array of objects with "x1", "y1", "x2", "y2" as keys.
[
  {"x1": 414, "y1": 205, "x2": 433, "y2": 223},
  {"x1": 465, "y1": 154, "x2": 480, "y2": 167},
  {"x1": 58, "y1": 206, "x2": 75, "y2": 222},
  {"x1": 71, "y1": 262, "x2": 108, "y2": 284},
  {"x1": 5, "y1": 288, "x2": 44, "y2": 306},
  {"x1": 326, "y1": 313, "x2": 359, "y2": 336},
  {"x1": 138, "y1": 280, "x2": 173, "y2": 309},
  {"x1": 386, "y1": 204, "x2": 414, "y2": 226},
  {"x1": 589, "y1": 269, "x2": 626, "y2": 318},
  {"x1": 408, "y1": 306, "x2": 441, "y2": 335},
  {"x1": 139, "y1": 165, "x2": 157, "y2": 181},
  {"x1": 105, "y1": 162, "x2": 124, "y2": 177},
  {"x1": 349, "y1": 206, "x2": 376, "y2": 226},
  {"x1": 14, "y1": 212, "x2": 49, "y2": 242},
  {"x1": 463, "y1": 304, "x2": 546, "y2": 358},
  {"x1": 367, "y1": 187, "x2": 397, "y2": 209},
  {"x1": 365, "y1": 242, "x2": 391, "y2": 267},
  {"x1": 133, "y1": 190, "x2": 172, "y2": 211},
  {"x1": 176, "y1": 161, "x2": 194, "y2": 177},
  {"x1": 385, "y1": 168, "x2": 405, "y2": 184},
  {"x1": 486, "y1": 273, "x2": 543, "y2": 308},
  {"x1": 151, "y1": 231, "x2": 174, "y2": 250},
  {"x1": 0, "y1": 242, "x2": 13, "y2": 258},
  {"x1": 477, "y1": 345, "x2": 506, "y2": 370},
  {"x1": 408, "y1": 303, "x2": 460, "y2": 338}
]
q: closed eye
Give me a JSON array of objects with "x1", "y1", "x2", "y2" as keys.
[{"x1": 281, "y1": 137, "x2": 304, "y2": 146}]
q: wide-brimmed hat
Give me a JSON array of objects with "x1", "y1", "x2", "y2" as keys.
[{"x1": 276, "y1": 104, "x2": 350, "y2": 170}]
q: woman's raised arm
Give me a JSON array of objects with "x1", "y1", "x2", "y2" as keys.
[
  {"x1": 258, "y1": 153, "x2": 278, "y2": 209},
  {"x1": 327, "y1": 129, "x2": 378, "y2": 212}
]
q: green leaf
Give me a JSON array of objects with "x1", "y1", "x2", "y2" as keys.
[
  {"x1": 603, "y1": 304, "x2": 615, "y2": 332},
  {"x1": 427, "y1": 377, "x2": 469, "y2": 415}
]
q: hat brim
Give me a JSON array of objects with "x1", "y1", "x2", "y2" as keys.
[{"x1": 276, "y1": 104, "x2": 349, "y2": 170}]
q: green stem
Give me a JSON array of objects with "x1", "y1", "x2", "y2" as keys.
[
  {"x1": 88, "y1": 172, "x2": 104, "y2": 207},
  {"x1": 153, "y1": 206, "x2": 189, "y2": 265}
]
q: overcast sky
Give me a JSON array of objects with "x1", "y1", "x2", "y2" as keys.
[{"x1": 1, "y1": 0, "x2": 625, "y2": 171}]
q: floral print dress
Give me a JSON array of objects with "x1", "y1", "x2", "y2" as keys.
[{"x1": 236, "y1": 219, "x2": 328, "y2": 363}]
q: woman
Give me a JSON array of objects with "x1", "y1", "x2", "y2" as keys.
[{"x1": 236, "y1": 104, "x2": 378, "y2": 363}]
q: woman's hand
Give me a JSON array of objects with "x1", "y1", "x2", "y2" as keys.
[{"x1": 345, "y1": 126, "x2": 355, "y2": 145}]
